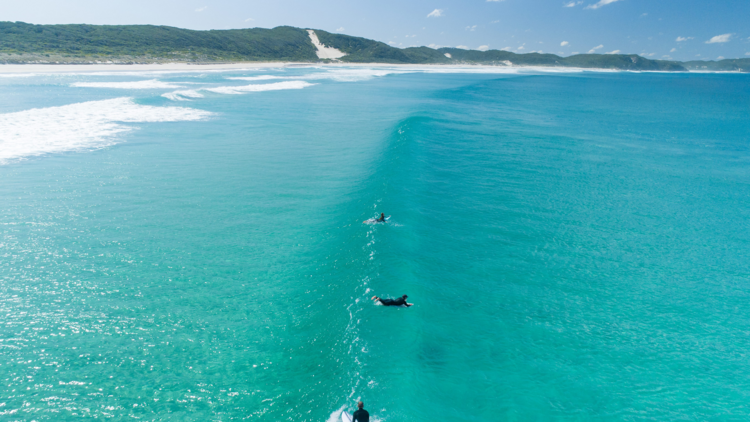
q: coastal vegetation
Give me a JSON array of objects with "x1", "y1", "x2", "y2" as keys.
[{"x1": 0, "y1": 21, "x2": 746, "y2": 72}]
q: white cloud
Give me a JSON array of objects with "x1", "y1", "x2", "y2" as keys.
[
  {"x1": 717, "y1": 56, "x2": 725, "y2": 60},
  {"x1": 585, "y1": 0, "x2": 622, "y2": 10},
  {"x1": 605, "y1": 50, "x2": 620, "y2": 54},
  {"x1": 588, "y1": 44, "x2": 604, "y2": 53},
  {"x1": 640, "y1": 13, "x2": 648, "y2": 17},
  {"x1": 491, "y1": 20, "x2": 500, "y2": 24},
  {"x1": 675, "y1": 36, "x2": 693, "y2": 42},
  {"x1": 478, "y1": 45, "x2": 490, "y2": 51},
  {"x1": 456, "y1": 45, "x2": 470, "y2": 50},
  {"x1": 244, "y1": 18, "x2": 254, "y2": 22},
  {"x1": 561, "y1": 41, "x2": 569, "y2": 46},
  {"x1": 647, "y1": 53, "x2": 655, "y2": 56},
  {"x1": 564, "y1": 1, "x2": 583, "y2": 7},
  {"x1": 670, "y1": 48, "x2": 676, "y2": 52},
  {"x1": 501, "y1": 46, "x2": 512, "y2": 51},
  {"x1": 195, "y1": 6, "x2": 207, "y2": 12},
  {"x1": 746, "y1": 52, "x2": 750, "y2": 56},
  {"x1": 336, "y1": 27, "x2": 345, "y2": 32},
  {"x1": 389, "y1": 41, "x2": 397, "y2": 45},
  {"x1": 706, "y1": 34, "x2": 732, "y2": 44},
  {"x1": 466, "y1": 25, "x2": 477, "y2": 31},
  {"x1": 427, "y1": 9, "x2": 444, "y2": 18},
  {"x1": 662, "y1": 55, "x2": 672, "y2": 59}
]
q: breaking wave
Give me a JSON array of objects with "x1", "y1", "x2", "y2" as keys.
[
  {"x1": 161, "y1": 80, "x2": 315, "y2": 100},
  {"x1": 70, "y1": 79, "x2": 184, "y2": 89},
  {"x1": 0, "y1": 97, "x2": 212, "y2": 163}
]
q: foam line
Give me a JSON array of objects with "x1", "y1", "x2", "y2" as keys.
[
  {"x1": 161, "y1": 80, "x2": 314, "y2": 101},
  {"x1": 225, "y1": 75, "x2": 284, "y2": 81},
  {"x1": 301, "y1": 68, "x2": 406, "y2": 82},
  {"x1": 0, "y1": 97, "x2": 212, "y2": 163},
  {"x1": 70, "y1": 79, "x2": 184, "y2": 89},
  {"x1": 204, "y1": 80, "x2": 314, "y2": 95},
  {"x1": 161, "y1": 90, "x2": 205, "y2": 101}
]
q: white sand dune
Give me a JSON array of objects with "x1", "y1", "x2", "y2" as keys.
[{"x1": 307, "y1": 30, "x2": 346, "y2": 60}]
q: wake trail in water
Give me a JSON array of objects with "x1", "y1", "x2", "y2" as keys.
[{"x1": 327, "y1": 116, "x2": 421, "y2": 420}]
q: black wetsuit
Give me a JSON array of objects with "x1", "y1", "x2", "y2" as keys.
[
  {"x1": 353, "y1": 408, "x2": 369, "y2": 422},
  {"x1": 376, "y1": 216, "x2": 385, "y2": 222},
  {"x1": 379, "y1": 297, "x2": 407, "y2": 307}
]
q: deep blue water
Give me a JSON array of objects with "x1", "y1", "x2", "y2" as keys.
[{"x1": 1, "y1": 67, "x2": 749, "y2": 421}]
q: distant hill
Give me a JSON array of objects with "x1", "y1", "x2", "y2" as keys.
[
  {"x1": 0, "y1": 21, "x2": 744, "y2": 72},
  {"x1": 682, "y1": 58, "x2": 750, "y2": 72}
]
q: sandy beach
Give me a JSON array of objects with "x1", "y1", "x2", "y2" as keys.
[
  {"x1": 0, "y1": 62, "x2": 310, "y2": 74},
  {"x1": 0, "y1": 62, "x2": 615, "y2": 75}
]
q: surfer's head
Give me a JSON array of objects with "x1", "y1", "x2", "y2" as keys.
[
  {"x1": 402, "y1": 295, "x2": 408, "y2": 299},
  {"x1": 357, "y1": 401, "x2": 364, "y2": 409},
  {"x1": 381, "y1": 213, "x2": 385, "y2": 217}
]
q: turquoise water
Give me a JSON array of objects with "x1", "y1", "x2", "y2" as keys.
[{"x1": 1, "y1": 67, "x2": 749, "y2": 421}]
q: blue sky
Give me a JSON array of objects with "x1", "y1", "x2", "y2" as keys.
[{"x1": 4, "y1": 0, "x2": 749, "y2": 61}]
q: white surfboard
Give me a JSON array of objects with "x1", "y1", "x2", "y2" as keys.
[
  {"x1": 341, "y1": 410, "x2": 353, "y2": 422},
  {"x1": 363, "y1": 216, "x2": 391, "y2": 224}
]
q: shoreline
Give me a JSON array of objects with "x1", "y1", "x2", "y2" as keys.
[{"x1": 0, "y1": 62, "x2": 746, "y2": 75}]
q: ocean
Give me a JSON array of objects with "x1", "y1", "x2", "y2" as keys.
[{"x1": 1, "y1": 66, "x2": 749, "y2": 421}]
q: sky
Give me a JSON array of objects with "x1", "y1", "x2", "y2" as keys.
[{"x1": 3, "y1": 0, "x2": 750, "y2": 61}]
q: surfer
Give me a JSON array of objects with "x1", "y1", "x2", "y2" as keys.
[
  {"x1": 353, "y1": 401, "x2": 369, "y2": 422},
  {"x1": 371, "y1": 294, "x2": 413, "y2": 307},
  {"x1": 363, "y1": 213, "x2": 388, "y2": 224}
]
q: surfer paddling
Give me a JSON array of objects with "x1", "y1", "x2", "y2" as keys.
[
  {"x1": 371, "y1": 294, "x2": 413, "y2": 307},
  {"x1": 363, "y1": 213, "x2": 388, "y2": 224}
]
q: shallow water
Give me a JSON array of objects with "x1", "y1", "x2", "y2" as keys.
[{"x1": 1, "y1": 67, "x2": 749, "y2": 421}]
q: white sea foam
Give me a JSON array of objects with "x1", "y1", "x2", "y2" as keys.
[
  {"x1": 204, "y1": 80, "x2": 314, "y2": 95},
  {"x1": 70, "y1": 79, "x2": 184, "y2": 89},
  {"x1": 303, "y1": 68, "x2": 405, "y2": 82},
  {"x1": 327, "y1": 406, "x2": 347, "y2": 422},
  {"x1": 160, "y1": 80, "x2": 314, "y2": 101},
  {"x1": 0, "y1": 73, "x2": 38, "y2": 78},
  {"x1": 226, "y1": 75, "x2": 284, "y2": 81},
  {"x1": 161, "y1": 90, "x2": 205, "y2": 101},
  {"x1": 223, "y1": 69, "x2": 404, "y2": 84},
  {"x1": 0, "y1": 97, "x2": 212, "y2": 163}
]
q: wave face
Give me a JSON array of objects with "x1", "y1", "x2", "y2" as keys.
[{"x1": 1, "y1": 69, "x2": 750, "y2": 421}]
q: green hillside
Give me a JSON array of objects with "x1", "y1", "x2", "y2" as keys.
[
  {"x1": 1, "y1": 21, "x2": 743, "y2": 72},
  {"x1": 0, "y1": 21, "x2": 317, "y2": 62},
  {"x1": 683, "y1": 58, "x2": 750, "y2": 72}
]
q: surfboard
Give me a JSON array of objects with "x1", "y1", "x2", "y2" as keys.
[{"x1": 341, "y1": 410, "x2": 353, "y2": 422}]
